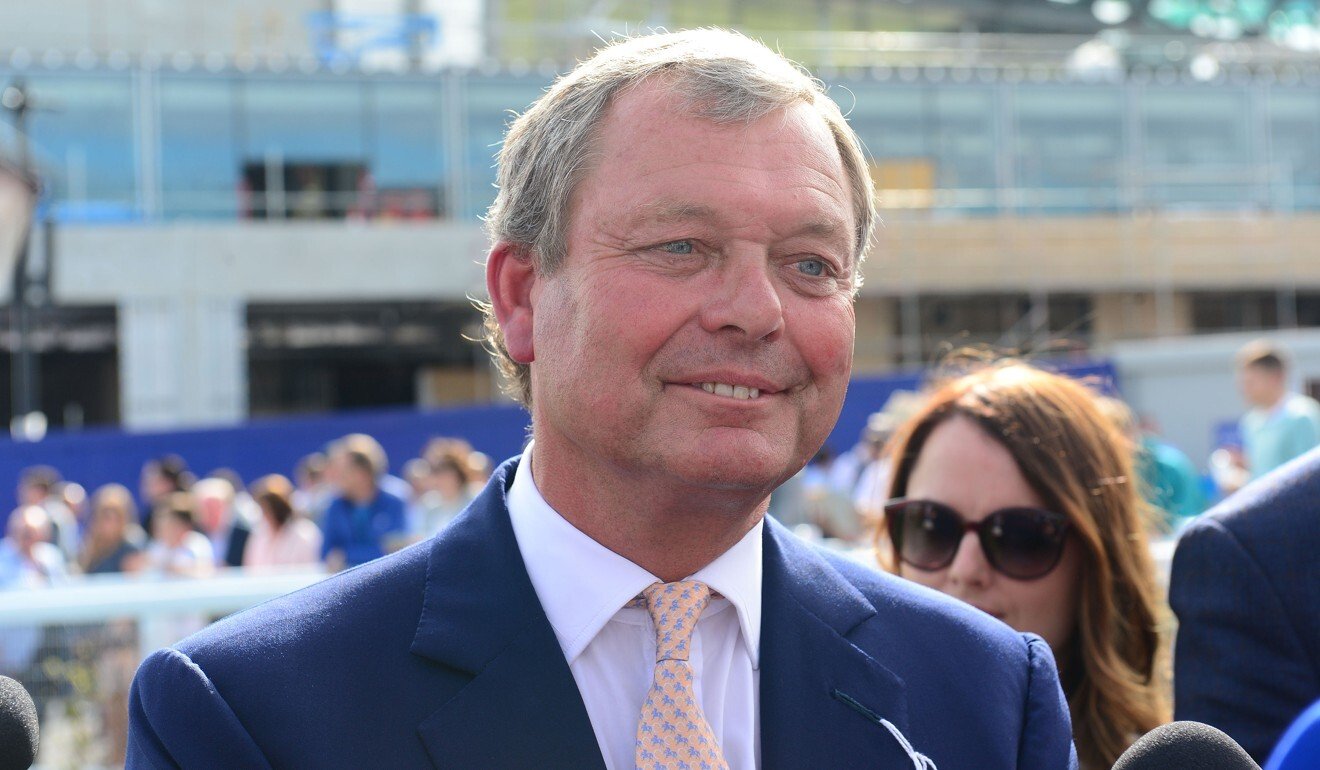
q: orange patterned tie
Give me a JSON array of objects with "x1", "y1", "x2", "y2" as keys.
[{"x1": 633, "y1": 580, "x2": 730, "y2": 770}]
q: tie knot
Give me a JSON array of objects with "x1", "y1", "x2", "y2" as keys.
[{"x1": 639, "y1": 580, "x2": 710, "y2": 662}]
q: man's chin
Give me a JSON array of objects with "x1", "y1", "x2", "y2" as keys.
[{"x1": 660, "y1": 452, "x2": 799, "y2": 496}]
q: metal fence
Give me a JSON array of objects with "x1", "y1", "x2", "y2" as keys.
[
  {"x1": 0, "y1": 535, "x2": 1180, "y2": 768},
  {"x1": 0, "y1": 569, "x2": 326, "y2": 770}
]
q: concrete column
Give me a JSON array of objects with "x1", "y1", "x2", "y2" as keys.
[{"x1": 119, "y1": 294, "x2": 247, "y2": 430}]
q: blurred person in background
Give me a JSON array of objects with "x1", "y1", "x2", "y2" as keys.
[
  {"x1": 878, "y1": 361, "x2": 1169, "y2": 769},
  {"x1": 16, "y1": 465, "x2": 79, "y2": 560},
  {"x1": 406, "y1": 451, "x2": 480, "y2": 536},
  {"x1": 321, "y1": 435, "x2": 408, "y2": 571},
  {"x1": 292, "y1": 451, "x2": 333, "y2": 522},
  {"x1": 77, "y1": 488, "x2": 145, "y2": 765},
  {"x1": 210, "y1": 468, "x2": 264, "y2": 546},
  {"x1": 464, "y1": 450, "x2": 492, "y2": 492},
  {"x1": 796, "y1": 446, "x2": 850, "y2": 538},
  {"x1": 826, "y1": 419, "x2": 885, "y2": 504},
  {"x1": 331, "y1": 432, "x2": 412, "y2": 502},
  {"x1": 1237, "y1": 340, "x2": 1320, "y2": 479},
  {"x1": 1095, "y1": 397, "x2": 1205, "y2": 532},
  {"x1": 850, "y1": 410, "x2": 899, "y2": 532},
  {"x1": 139, "y1": 454, "x2": 194, "y2": 532},
  {"x1": 0, "y1": 505, "x2": 67, "y2": 587},
  {"x1": 422, "y1": 436, "x2": 483, "y2": 494},
  {"x1": 59, "y1": 480, "x2": 90, "y2": 543},
  {"x1": 242, "y1": 474, "x2": 322, "y2": 570},
  {"x1": 1133, "y1": 415, "x2": 1205, "y2": 524},
  {"x1": 402, "y1": 456, "x2": 435, "y2": 531},
  {"x1": 765, "y1": 462, "x2": 808, "y2": 530},
  {"x1": 1209, "y1": 439, "x2": 1251, "y2": 501},
  {"x1": 0, "y1": 506, "x2": 68, "y2": 738},
  {"x1": 425, "y1": 450, "x2": 477, "y2": 535},
  {"x1": 78, "y1": 484, "x2": 146, "y2": 575},
  {"x1": 192, "y1": 476, "x2": 252, "y2": 568},
  {"x1": 143, "y1": 494, "x2": 214, "y2": 578}
]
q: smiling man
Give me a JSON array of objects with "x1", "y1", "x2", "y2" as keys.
[{"x1": 127, "y1": 30, "x2": 1076, "y2": 769}]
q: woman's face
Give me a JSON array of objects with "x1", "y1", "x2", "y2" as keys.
[
  {"x1": 900, "y1": 415, "x2": 1083, "y2": 652},
  {"x1": 434, "y1": 466, "x2": 464, "y2": 499},
  {"x1": 93, "y1": 502, "x2": 126, "y2": 539}
]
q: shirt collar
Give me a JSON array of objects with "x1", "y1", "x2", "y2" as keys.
[{"x1": 507, "y1": 442, "x2": 763, "y2": 668}]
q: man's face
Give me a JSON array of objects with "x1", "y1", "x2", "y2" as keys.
[
  {"x1": 10, "y1": 508, "x2": 48, "y2": 557},
  {"x1": 141, "y1": 465, "x2": 172, "y2": 502},
  {"x1": 17, "y1": 483, "x2": 43, "y2": 506},
  {"x1": 197, "y1": 495, "x2": 229, "y2": 534},
  {"x1": 341, "y1": 462, "x2": 376, "y2": 500},
  {"x1": 526, "y1": 83, "x2": 857, "y2": 495},
  {"x1": 1239, "y1": 365, "x2": 1283, "y2": 408}
]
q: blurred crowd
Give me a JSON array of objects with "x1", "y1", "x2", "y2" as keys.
[
  {"x1": 0, "y1": 433, "x2": 492, "y2": 590},
  {"x1": 3, "y1": 341, "x2": 1313, "y2": 595}
]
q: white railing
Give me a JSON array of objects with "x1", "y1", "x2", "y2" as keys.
[
  {"x1": 0, "y1": 568, "x2": 328, "y2": 660},
  {"x1": 0, "y1": 568, "x2": 331, "y2": 770}
]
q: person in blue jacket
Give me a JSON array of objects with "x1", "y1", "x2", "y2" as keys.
[
  {"x1": 320, "y1": 434, "x2": 407, "y2": 571},
  {"x1": 1172, "y1": 447, "x2": 1320, "y2": 762}
]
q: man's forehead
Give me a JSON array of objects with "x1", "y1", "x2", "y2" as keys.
[{"x1": 602, "y1": 82, "x2": 834, "y2": 154}]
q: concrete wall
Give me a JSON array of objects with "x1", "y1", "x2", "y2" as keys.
[
  {"x1": 865, "y1": 214, "x2": 1320, "y2": 295},
  {"x1": 53, "y1": 220, "x2": 489, "y2": 428},
  {"x1": 1109, "y1": 329, "x2": 1320, "y2": 467},
  {"x1": 54, "y1": 220, "x2": 489, "y2": 303},
  {"x1": 46, "y1": 217, "x2": 1320, "y2": 432}
]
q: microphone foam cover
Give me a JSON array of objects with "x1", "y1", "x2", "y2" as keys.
[
  {"x1": 0, "y1": 675, "x2": 38, "y2": 770},
  {"x1": 1113, "y1": 721, "x2": 1259, "y2": 770}
]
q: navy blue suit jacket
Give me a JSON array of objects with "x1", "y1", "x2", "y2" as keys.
[
  {"x1": 127, "y1": 458, "x2": 1076, "y2": 769},
  {"x1": 1171, "y1": 446, "x2": 1320, "y2": 762}
]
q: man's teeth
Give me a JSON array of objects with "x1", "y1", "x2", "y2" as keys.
[{"x1": 697, "y1": 382, "x2": 761, "y2": 400}]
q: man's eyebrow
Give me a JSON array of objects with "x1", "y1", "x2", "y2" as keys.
[
  {"x1": 792, "y1": 219, "x2": 848, "y2": 241},
  {"x1": 628, "y1": 201, "x2": 847, "y2": 237},
  {"x1": 625, "y1": 200, "x2": 720, "y2": 226}
]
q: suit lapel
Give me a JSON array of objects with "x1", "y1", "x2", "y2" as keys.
[
  {"x1": 409, "y1": 458, "x2": 606, "y2": 770},
  {"x1": 759, "y1": 519, "x2": 919, "y2": 769}
]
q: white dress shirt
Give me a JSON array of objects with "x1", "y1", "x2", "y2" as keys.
[{"x1": 508, "y1": 443, "x2": 762, "y2": 770}]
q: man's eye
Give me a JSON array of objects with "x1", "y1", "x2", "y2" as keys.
[
  {"x1": 661, "y1": 241, "x2": 694, "y2": 255},
  {"x1": 795, "y1": 258, "x2": 827, "y2": 277}
]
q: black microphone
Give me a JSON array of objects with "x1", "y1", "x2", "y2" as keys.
[
  {"x1": 0, "y1": 675, "x2": 38, "y2": 770},
  {"x1": 1113, "y1": 721, "x2": 1259, "y2": 769}
]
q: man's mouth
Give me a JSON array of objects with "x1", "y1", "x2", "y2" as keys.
[{"x1": 693, "y1": 382, "x2": 762, "y2": 400}]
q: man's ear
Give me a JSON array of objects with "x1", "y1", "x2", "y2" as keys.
[{"x1": 485, "y1": 241, "x2": 537, "y2": 364}]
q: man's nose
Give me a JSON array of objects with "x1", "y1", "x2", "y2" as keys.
[
  {"x1": 945, "y1": 530, "x2": 993, "y2": 589},
  {"x1": 698, "y1": 253, "x2": 784, "y2": 342}
]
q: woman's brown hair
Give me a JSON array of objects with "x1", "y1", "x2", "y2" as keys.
[
  {"x1": 251, "y1": 474, "x2": 296, "y2": 529},
  {"x1": 880, "y1": 361, "x2": 1169, "y2": 768}
]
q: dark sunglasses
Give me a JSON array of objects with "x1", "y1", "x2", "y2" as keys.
[{"x1": 884, "y1": 498, "x2": 1072, "y2": 581}]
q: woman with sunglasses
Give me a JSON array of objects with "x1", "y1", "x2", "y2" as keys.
[{"x1": 878, "y1": 361, "x2": 1169, "y2": 769}]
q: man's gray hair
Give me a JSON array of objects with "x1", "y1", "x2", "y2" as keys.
[{"x1": 481, "y1": 28, "x2": 877, "y2": 406}]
